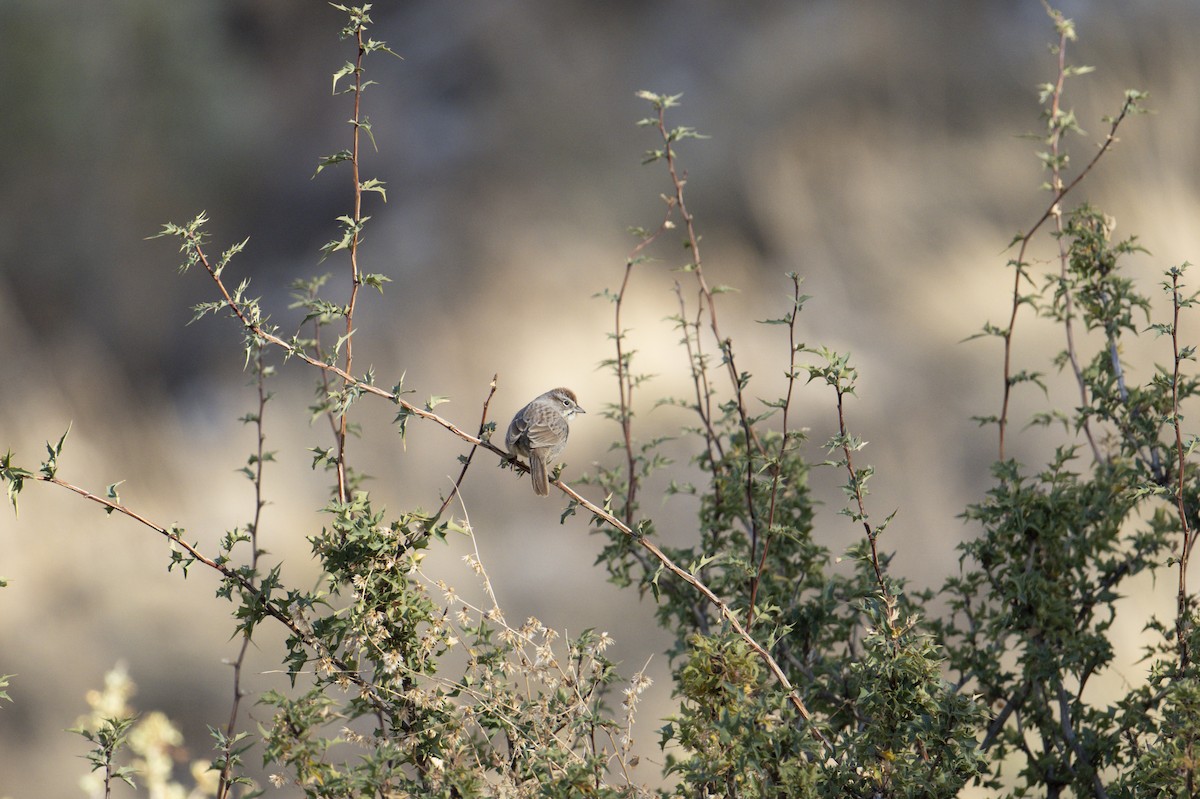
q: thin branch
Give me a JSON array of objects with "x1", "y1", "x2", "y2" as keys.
[
  {"x1": 748, "y1": 273, "x2": 804, "y2": 628},
  {"x1": 673, "y1": 283, "x2": 725, "y2": 469},
  {"x1": 432, "y1": 375, "x2": 498, "y2": 525},
  {"x1": 614, "y1": 258, "x2": 639, "y2": 526},
  {"x1": 35, "y1": 473, "x2": 392, "y2": 718},
  {"x1": 215, "y1": 342, "x2": 270, "y2": 799},
  {"x1": 650, "y1": 101, "x2": 766, "y2": 570},
  {"x1": 612, "y1": 204, "x2": 676, "y2": 526},
  {"x1": 1041, "y1": 12, "x2": 1101, "y2": 464},
  {"x1": 333, "y1": 22, "x2": 368, "y2": 504},
  {"x1": 1056, "y1": 680, "x2": 1109, "y2": 799},
  {"x1": 835, "y1": 383, "x2": 889, "y2": 600},
  {"x1": 654, "y1": 107, "x2": 757, "y2": 452},
  {"x1": 1168, "y1": 267, "x2": 1196, "y2": 670},
  {"x1": 999, "y1": 83, "x2": 1141, "y2": 460},
  {"x1": 981, "y1": 680, "x2": 1033, "y2": 751}
]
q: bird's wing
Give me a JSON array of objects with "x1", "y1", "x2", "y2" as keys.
[
  {"x1": 524, "y1": 413, "x2": 567, "y2": 450},
  {"x1": 505, "y1": 411, "x2": 529, "y2": 450}
]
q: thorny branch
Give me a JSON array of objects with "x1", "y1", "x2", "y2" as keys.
[
  {"x1": 1042, "y1": 10, "x2": 1102, "y2": 464},
  {"x1": 1167, "y1": 267, "x2": 1197, "y2": 671},
  {"x1": 216, "y1": 342, "x2": 269, "y2": 799},
  {"x1": 645, "y1": 96, "x2": 767, "y2": 568},
  {"x1": 748, "y1": 273, "x2": 805, "y2": 629},
  {"x1": 834, "y1": 382, "x2": 890, "y2": 602},
  {"x1": 998, "y1": 79, "x2": 1142, "y2": 460},
  {"x1": 333, "y1": 17, "x2": 369, "y2": 504},
  {"x1": 432, "y1": 375, "x2": 498, "y2": 525},
  {"x1": 32, "y1": 473, "x2": 391, "y2": 717},
  {"x1": 611, "y1": 203, "x2": 676, "y2": 526}
]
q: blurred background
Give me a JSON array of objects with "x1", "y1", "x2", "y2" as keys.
[{"x1": 3, "y1": 0, "x2": 1200, "y2": 794}]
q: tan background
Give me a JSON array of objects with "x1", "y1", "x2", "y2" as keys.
[{"x1": 2, "y1": 1, "x2": 1200, "y2": 794}]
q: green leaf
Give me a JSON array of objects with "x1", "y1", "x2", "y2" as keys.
[
  {"x1": 649, "y1": 563, "x2": 663, "y2": 601},
  {"x1": 331, "y1": 61, "x2": 357, "y2": 94},
  {"x1": 104, "y1": 482, "x2": 124, "y2": 515},
  {"x1": 314, "y1": 149, "x2": 353, "y2": 177},
  {"x1": 359, "y1": 177, "x2": 387, "y2": 201},
  {"x1": 1, "y1": 450, "x2": 32, "y2": 513},
  {"x1": 357, "y1": 271, "x2": 391, "y2": 292}
]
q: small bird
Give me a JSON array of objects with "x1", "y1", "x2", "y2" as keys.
[{"x1": 505, "y1": 387, "x2": 585, "y2": 496}]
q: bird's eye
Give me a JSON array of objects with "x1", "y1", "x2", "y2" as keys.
[{"x1": 562, "y1": 399, "x2": 570, "y2": 406}]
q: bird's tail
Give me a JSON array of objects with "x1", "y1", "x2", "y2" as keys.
[{"x1": 530, "y1": 454, "x2": 550, "y2": 496}]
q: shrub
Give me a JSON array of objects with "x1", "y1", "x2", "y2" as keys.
[{"x1": 2, "y1": 4, "x2": 1195, "y2": 797}]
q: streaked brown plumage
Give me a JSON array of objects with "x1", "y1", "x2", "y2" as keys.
[{"x1": 506, "y1": 387, "x2": 585, "y2": 495}]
